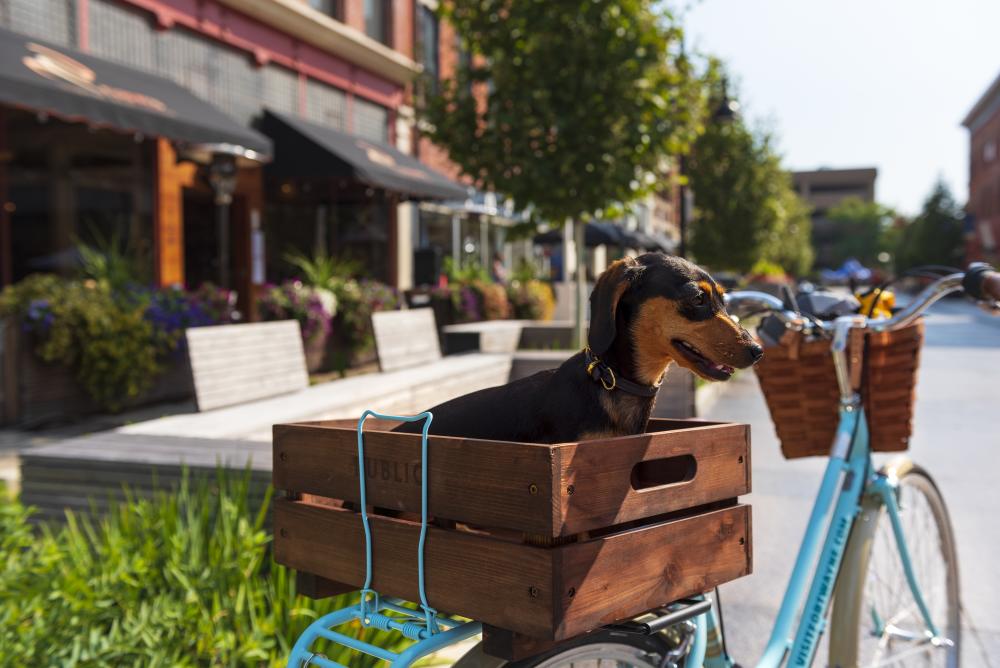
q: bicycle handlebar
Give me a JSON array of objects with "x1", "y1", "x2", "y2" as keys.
[
  {"x1": 963, "y1": 262, "x2": 1000, "y2": 302},
  {"x1": 724, "y1": 264, "x2": 999, "y2": 335}
]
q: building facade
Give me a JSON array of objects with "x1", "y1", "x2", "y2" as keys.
[
  {"x1": 963, "y1": 72, "x2": 1000, "y2": 264},
  {"x1": 792, "y1": 167, "x2": 878, "y2": 268},
  {"x1": 0, "y1": 0, "x2": 464, "y2": 310}
]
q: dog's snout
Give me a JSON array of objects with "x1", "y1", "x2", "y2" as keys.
[{"x1": 749, "y1": 342, "x2": 764, "y2": 363}]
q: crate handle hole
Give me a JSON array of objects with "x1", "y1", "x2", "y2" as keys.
[{"x1": 630, "y1": 455, "x2": 697, "y2": 491}]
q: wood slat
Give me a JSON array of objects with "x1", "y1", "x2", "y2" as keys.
[
  {"x1": 556, "y1": 423, "x2": 750, "y2": 535},
  {"x1": 554, "y1": 504, "x2": 750, "y2": 639},
  {"x1": 273, "y1": 419, "x2": 749, "y2": 537},
  {"x1": 273, "y1": 422, "x2": 559, "y2": 535},
  {"x1": 274, "y1": 498, "x2": 557, "y2": 638},
  {"x1": 273, "y1": 499, "x2": 751, "y2": 641}
]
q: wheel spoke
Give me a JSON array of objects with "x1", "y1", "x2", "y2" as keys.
[{"x1": 843, "y1": 471, "x2": 959, "y2": 668}]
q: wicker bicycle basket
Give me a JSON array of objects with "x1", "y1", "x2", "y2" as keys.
[{"x1": 754, "y1": 319, "x2": 924, "y2": 458}]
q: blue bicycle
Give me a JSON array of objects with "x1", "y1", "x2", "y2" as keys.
[{"x1": 288, "y1": 264, "x2": 1000, "y2": 668}]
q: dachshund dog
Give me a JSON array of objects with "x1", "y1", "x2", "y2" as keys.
[{"x1": 395, "y1": 253, "x2": 763, "y2": 443}]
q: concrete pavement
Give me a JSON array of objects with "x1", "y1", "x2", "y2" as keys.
[{"x1": 706, "y1": 298, "x2": 1000, "y2": 666}]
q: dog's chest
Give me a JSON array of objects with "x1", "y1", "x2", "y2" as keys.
[{"x1": 596, "y1": 391, "x2": 652, "y2": 437}]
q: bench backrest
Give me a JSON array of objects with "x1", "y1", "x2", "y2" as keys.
[
  {"x1": 185, "y1": 320, "x2": 309, "y2": 411},
  {"x1": 371, "y1": 308, "x2": 442, "y2": 372}
]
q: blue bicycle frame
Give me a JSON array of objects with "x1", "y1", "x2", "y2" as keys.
[
  {"x1": 689, "y1": 317, "x2": 941, "y2": 668},
  {"x1": 289, "y1": 316, "x2": 944, "y2": 668}
]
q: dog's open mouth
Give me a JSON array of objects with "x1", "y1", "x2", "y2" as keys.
[{"x1": 672, "y1": 340, "x2": 735, "y2": 381}]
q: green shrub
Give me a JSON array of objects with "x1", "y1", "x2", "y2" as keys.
[
  {"x1": 0, "y1": 274, "x2": 162, "y2": 411},
  {"x1": 0, "y1": 471, "x2": 410, "y2": 667},
  {"x1": 507, "y1": 280, "x2": 555, "y2": 320},
  {"x1": 333, "y1": 279, "x2": 401, "y2": 354}
]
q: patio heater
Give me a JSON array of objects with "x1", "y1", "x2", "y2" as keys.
[
  {"x1": 178, "y1": 143, "x2": 268, "y2": 288},
  {"x1": 207, "y1": 152, "x2": 238, "y2": 288}
]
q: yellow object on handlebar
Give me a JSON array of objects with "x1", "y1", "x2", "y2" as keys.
[{"x1": 856, "y1": 289, "x2": 895, "y2": 319}]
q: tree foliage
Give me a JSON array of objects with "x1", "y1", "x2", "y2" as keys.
[
  {"x1": 895, "y1": 180, "x2": 966, "y2": 271},
  {"x1": 423, "y1": 0, "x2": 707, "y2": 224},
  {"x1": 686, "y1": 84, "x2": 813, "y2": 275},
  {"x1": 823, "y1": 197, "x2": 896, "y2": 268}
]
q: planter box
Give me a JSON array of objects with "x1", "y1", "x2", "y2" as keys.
[
  {"x1": 273, "y1": 417, "x2": 752, "y2": 642},
  {"x1": 1, "y1": 319, "x2": 194, "y2": 428}
]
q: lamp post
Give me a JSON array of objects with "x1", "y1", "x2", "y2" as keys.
[{"x1": 678, "y1": 78, "x2": 739, "y2": 258}]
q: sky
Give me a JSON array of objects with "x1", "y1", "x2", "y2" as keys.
[{"x1": 682, "y1": 0, "x2": 1000, "y2": 216}]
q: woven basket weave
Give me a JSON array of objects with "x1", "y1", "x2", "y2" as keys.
[{"x1": 754, "y1": 320, "x2": 923, "y2": 458}]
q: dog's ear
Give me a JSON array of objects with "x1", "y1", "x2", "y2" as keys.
[{"x1": 588, "y1": 257, "x2": 640, "y2": 355}]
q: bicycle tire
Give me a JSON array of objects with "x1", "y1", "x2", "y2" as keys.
[
  {"x1": 829, "y1": 462, "x2": 960, "y2": 667},
  {"x1": 452, "y1": 629, "x2": 673, "y2": 667}
]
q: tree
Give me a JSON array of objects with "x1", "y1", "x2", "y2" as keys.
[
  {"x1": 824, "y1": 198, "x2": 895, "y2": 268},
  {"x1": 895, "y1": 180, "x2": 966, "y2": 271},
  {"x1": 423, "y1": 0, "x2": 707, "y2": 344},
  {"x1": 685, "y1": 90, "x2": 813, "y2": 276},
  {"x1": 426, "y1": 0, "x2": 705, "y2": 221}
]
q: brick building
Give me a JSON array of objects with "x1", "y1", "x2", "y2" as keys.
[
  {"x1": 963, "y1": 71, "x2": 1000, "y2": 264},
  {"x1": 0, "y1": 0, "x2": 465, "y2": 308},
  {"x1": 792, "y1": 167, "x2": 878, "y2": 268}
]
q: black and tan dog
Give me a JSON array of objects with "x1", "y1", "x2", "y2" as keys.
[{"x1": 396, "y1": 253, "x2": 762, "y2": 443}]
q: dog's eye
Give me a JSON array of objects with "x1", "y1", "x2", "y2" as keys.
[{"x1": 692, "y1": 292, "x2": 707, "y2": 306}]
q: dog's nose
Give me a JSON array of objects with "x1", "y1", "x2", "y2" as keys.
[{"x1": 749, "y1": 342, "x2": 764, "y2": 363}]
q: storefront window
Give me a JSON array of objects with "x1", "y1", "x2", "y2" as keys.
[
  {"x1": 264, "y1": 181, "x2": 392, "y2": 284},
  {"x1": 5, "y1": 110, "x2": 152, "y2": 283}
]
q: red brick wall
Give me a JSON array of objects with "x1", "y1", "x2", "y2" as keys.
[
  {"x1": 416, "y1": 16, "x2": 477, "y2": 185},
  {"x1": 968, "y1": 105, "x2": 1000, "y2": 262}
]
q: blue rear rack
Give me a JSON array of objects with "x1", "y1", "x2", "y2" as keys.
[{"x1": 286, "y1": 410, "x2": 483, "y2": 667}]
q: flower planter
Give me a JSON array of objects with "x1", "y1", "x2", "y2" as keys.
[{"x1": 1, "y1": 319, "x2": 194, "y2": 428}]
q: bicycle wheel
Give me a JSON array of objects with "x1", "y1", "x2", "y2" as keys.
[
  {"x1": 453, "y1": 629, "x2": 674, "y2": 668},
  {"x1": 830, "y1": 463, "x2": 960, "y2": 667}
]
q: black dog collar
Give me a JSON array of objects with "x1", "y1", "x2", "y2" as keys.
[{"x1": 583, "y1": 347, "x2": 660, "y2": 397}]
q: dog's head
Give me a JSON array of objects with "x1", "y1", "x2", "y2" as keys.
[{"x1": 588, "y1": 253, "x2": 763, "y2": 383}]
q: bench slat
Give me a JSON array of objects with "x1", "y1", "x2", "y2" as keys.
[
  {"x1": 186, "y1": 321, "x2": 309, "y2": 411},
  {"x1": 372, "y1": 309, "x2": 442, "y2": 372}
]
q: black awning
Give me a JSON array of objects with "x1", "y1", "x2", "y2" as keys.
[
  {"x1": 0, "y1": 26, "x2": 270, "y2": 156},
  {"x1": 260, "y1": 110, "x2": 468, "y2": 201},
  {"x1": 535, "y1": 221, "x2": 630, "y2": 248}
]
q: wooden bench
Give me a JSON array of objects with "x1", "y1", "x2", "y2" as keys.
[
  {"x1": 111, "y1": 309, "x2": 511, "y2": 441},
  {"x1": 185, "y1": 320, "x2": 309, "y2": 411},
  {"x1": 18, "y1": 432, "x2": 271, "y2": 522}
]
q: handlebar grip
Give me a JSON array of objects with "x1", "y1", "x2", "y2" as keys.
[
  {"x1": 963, "y1": 263, "x2": 1000, "y2": 301},
  {"x1": 985, "y1": 273, "x2": 1000, "y2": 302}
]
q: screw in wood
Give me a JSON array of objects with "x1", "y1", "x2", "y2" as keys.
[
  {"x1": 528, "y1": 484, "x2": 538, "y2": 495},
  {"x1": 528, "y1": 586, "x2": 539, "y2": 598},
  {"x1": 279, "y1": 452, "x2": 288, "y2": 462},
  {"x1": 280, "y1": 528, "x2": 288, "y2": 538},
  {"x1": 738, "y1": 455, "x2": 744, "y2": 464},
  {"x1": 567, "y1": 587, "x2": 576, "y2": 598},
  {"x1": 739, "y1": 537, "x2": 745, "y2": 545},
  {"x1": 567, "y1": 484, "x2": 576, "y2": 495}
]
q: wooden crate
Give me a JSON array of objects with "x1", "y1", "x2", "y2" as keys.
[{"x1": 273, "y1": 418, "x2": 752, "y2": 642}]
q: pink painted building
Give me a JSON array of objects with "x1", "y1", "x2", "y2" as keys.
[{"x1": 0, "y1": 0, "x2": 463, "y2": 298}]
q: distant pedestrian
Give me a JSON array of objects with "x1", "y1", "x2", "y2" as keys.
[{"x1": 491, "y1": 252, "x2": 508, "y2": 284}]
